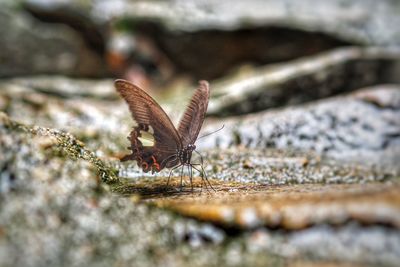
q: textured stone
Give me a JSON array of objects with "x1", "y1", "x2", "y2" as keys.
[
  {"x1": 199, "y1": 85, "x2": 400, "y2": 172},
  {"x1": 1, "y1": 96, "x2": 399, "y2": 266},
  {"x1": 247, "y1": 224, "x2": 400, "y2": 267},
  {"x1": 1, "y1": 1, "x2": 399, "y2": 266},
  {"x1": 22, "y1": 0, "x2": 400, "y2": 81},
  {"x1": 0, "y1": 78, "x2": 128, "y2": 154},
  {"x1": 153, "y1": 183, "x2": 400, "y2": 229},
  {"x1": 115, "y1": 147, "x2": 391, "y2": 190},
  {"x1": 97, "y1": 0, "x2": 400, "y2": 46},
  {"x1": 207, "y1": 47, "x2": 400, "y2": 115},
  {"x1": 0, "y1": 112, "x2": 232, "y2": 267},
  {"x1": 0, "y1": 4, "x2": 107, "y2": 77},
  {"x1": 25, "y1": 0, "x2": 400, "y2": 46}
]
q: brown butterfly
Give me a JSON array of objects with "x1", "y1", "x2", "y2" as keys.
[{"x1": 115, "y1": 79, "x2": 213, "y2": 190}]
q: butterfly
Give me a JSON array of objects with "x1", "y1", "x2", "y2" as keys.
[{"x1": 115, "y1": 79, "x2": 213, "y2": 190}]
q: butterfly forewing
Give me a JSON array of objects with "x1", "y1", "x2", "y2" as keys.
[
  {"x1": 177, "y1": 80, "x2": 210, "y2": 147},
  {"x1": 115, "y1": 80, "x2": 182, "y2": 172}
]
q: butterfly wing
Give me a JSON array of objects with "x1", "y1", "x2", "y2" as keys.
[
  {"x1": 115, "y1": 79, "x2": 181, "y2": 173},
  {"x1": 177, "y1": 80, "x2": 210, "y2": 147}
]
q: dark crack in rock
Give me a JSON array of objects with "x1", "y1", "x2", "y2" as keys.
[
  {"x1": 208, "y1": 47, "x2": 400, "y2": 115},
  {"x1": 24, "y1": 0, "x2": 400, "y2": 47},
  {"x1": 95, "y1": 0, "x2": 400, "y2": 47},
  {"x1": 22, "y1": 1, "x2": 400, "y2": 81}
]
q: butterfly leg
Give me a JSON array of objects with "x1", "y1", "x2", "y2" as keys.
[
  {"x1": 180, "y1": 164, "x2": 185, "y2": 191},
  {"x1": 194, "y1": 150, "x2": 205, "y2": 166},
  {"x1": 166, "y1": 164, "x2": 181, "y2": 190},
  {"x1": 188, "y1": 164, "x2": 193, "y2": 192},
  {"x1": 191, "y1": 165, "x2": 207, "y2": 192},
  {"x1": 200, "y1": 163, "x2": 215, "y2": 192},
  {"x1": 192, "y1": 151, "x2": 215, "y2": 192},
  {"x1": 190, "y1": 165, "x2": 208, "y2": 193},
  {"x1": 191, "y1": 164, "x2": 215, "y2": 192},
  {"x1": 193, "y1": 150, "x2": 206, "y2": 191}
]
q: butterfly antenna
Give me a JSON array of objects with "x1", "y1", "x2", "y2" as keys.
[{"x1": 197, "y1": 125, "x2": 225, "y2": 140}]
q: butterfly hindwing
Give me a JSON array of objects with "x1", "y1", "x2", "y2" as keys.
[
  {"x1": 115, "y1": 80, "x2": 182, "y2": 172},
  {"x1": 177, "y1": 80, "x2": 210, "y2": 147}
]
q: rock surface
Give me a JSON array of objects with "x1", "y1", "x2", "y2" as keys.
[
  {"x1": 1, "y1": 111, "x2": 399, "y2": 267},
  {"x1": 1, "y1": 1, "x2": 400, "y2": 265},
  {"x1": 199, "y1": 85, "x2": 400, "y2": 173},
  {"x1": 0, "y1": 3, "x2": 108, "y2": 78},
  {"x1": 20, "y1": 0, "x2": 400, "y2": 81},
  {"x1": 23, "y1": 0, "x2": 400, "y2": 47},
  {"x1": 97, "y1": 0, "x2": 400, "y2": 46},
  {"x1": 154, "y1": 183, "x2": 400, "y2": 229},
  {"x1": 207, "y1": 47, "x2": 400, "y2": 115}
]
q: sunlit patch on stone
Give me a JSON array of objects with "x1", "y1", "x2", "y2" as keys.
[{"x1": 138, "y1": 130, "x2": 155, "y2": 147}]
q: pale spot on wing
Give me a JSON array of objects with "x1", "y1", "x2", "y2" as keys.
[
  {"x1": 148, "y1": 125, "x2": 154, "y2": 135},
  {"x1": 138, "y1": 130, "x2": 155, "y2": 147}
]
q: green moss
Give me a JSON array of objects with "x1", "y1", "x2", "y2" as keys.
[{"x1": 0, "y1": 112, "x2": 119, "y2": 184}]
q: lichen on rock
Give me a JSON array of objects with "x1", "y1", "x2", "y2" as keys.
[{"x1": 0, "y1": 112, "x2": 118, "y2": 185}]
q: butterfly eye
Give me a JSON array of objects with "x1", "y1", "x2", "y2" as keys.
[
  {"x1": 138, "y1": 130, "x2": 155, "y2": 147},
  {"x1": 187, "y1": 144, "x2": 196, "y2": 150}
]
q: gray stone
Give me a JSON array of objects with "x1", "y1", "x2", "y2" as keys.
[
  {"x1": 199, "y1": 85, "x2": 400, "y2": 173},
  {"x1": 0, "y1": 112, "x2": 230, "y2": 267},
  {"x1": 22, "y1": 0, "x2": 400, "y2": 81},
  {"x1": 90, "y1": 0, "x2": 400, "y2": 46},
  {"x1": 207, "y1": 47, "x2": 400, "y2": 116},
  {"x1": 0, "y1": 4, "x2": 107, "y2": 77},
  {"x1": 247, "y1": 224, "x2": 400, "y2": 266}
]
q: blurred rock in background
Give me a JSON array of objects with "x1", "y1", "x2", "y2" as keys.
[{"x1": 1, "y1": 1, "x2": 400, "y2": 267}]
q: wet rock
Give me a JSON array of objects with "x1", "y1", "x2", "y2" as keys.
[
  {"x1": 0, "y1": 4, "x2": 108, "y2": 77},
  {"x1": 208, "y1": 47, "x2": 400, "y2": 115},
  {"x1": 199, "y1": 85, "x2": 400, "y2": 172}
]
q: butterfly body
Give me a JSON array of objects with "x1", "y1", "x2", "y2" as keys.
[
  {"x1": 177, "y1": 144, "x2": 196, "y2": 166},
  {"x1": 115, "y1": 80, "x2": 210, "y2": 186}
]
